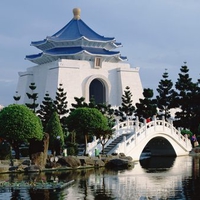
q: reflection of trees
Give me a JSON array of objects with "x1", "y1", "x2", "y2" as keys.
[
  {"x1": 182, "y1": 156, "x2": 200, "y2": 199},
  {"x1": 2, "y1": 157, "x2": 200, "y2": 199},
  {"x1": 92, "y1": 168, "x2": 117, "y2": 200},
  {"x1": 93, "y1": 173, "x2": 116, "y2": 200},
  {"x1": 11, "y1": 189, "x2": 20, "y2": 199},
  {"x1": 73, "y1": 168, "x2": 118, "y2": 199},
  {"x1": 78, "y1": 170, "x2": 90, "y2": 200}
]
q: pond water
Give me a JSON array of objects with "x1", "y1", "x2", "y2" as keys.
[{"x1": 0, "y1": 155, "x2": 200, "y2": 200}]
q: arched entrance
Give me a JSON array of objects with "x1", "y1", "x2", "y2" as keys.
[{"x1": 89, "y1": 79, "x2": 106, "y2": 104}]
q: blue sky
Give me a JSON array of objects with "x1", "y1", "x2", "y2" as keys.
[{"x1": 0, "y1": 0, "x2": 200, "y2": 106}]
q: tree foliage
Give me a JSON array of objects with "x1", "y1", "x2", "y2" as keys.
[
  {"x1": 0, "y1": 104, "x2": 43, "y2": 158},
  {"x1": 156, "y1": 70, "x2": 175, "y2": 120},
  {"x1": 54, "y1": 84, "x2": 69, "y2": 137},
  {"x1": 96, "y1": 103, "x2": 115, "y2": 128},
  {"x1": 25, "y1": 82, "x2": 39, "y2": 113},
  {"x1": 71, "y1": 96, "x2": 115, "y2": 129},
  {"x1": 54, "y1": 83, "x2": 69, "y2": 116},
  {"x1": 135, "y1": 88, "x2": 157, "y2": 120},
  {"x1": 115, "y1": 86, "x2": 135, "y2": 121},
  {"x1": 66, "y1": 107, "x2": 109, "y2": 154},
  {"x1": 173, "y1": 62, "x2": 199, "y2": 131},
  {"x1": 95, "y1": 128, "x2": 114, "y2": 155},
  {"x1": 70, "y1": 97, "x2": 89, "y2": 112},
  {"x1": 0, "y1": 104, "x2": 43, "y2": 142},
  {"x1": 13, "y1": 91, "x2": 21, "y2": 104},
  {"x1": 37, "y1": 92, "x2": 55, "y2": 130},
  {"x1": 45, "y1": 111, "x2": 64, "y2": 152}
]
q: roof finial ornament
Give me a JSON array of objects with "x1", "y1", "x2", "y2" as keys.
[{"x1": 73, "y1": 8, "x2": 81, "y2": 20}]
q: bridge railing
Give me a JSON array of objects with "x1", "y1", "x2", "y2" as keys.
[
  {"x1": 114, "y1": 117, "x2": 191, "y2": 155},
  {"x1": 106, "y1": 119, "x2": 140, "y2": 144},
  {"x1": 87, "y1": 117, "x2": 192, "y2": 156},
  {"x1": 87, "y1": 119, "x2": 139, "y2": 156}
]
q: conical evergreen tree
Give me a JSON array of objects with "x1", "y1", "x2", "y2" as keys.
[
  {"x1": 156, "y1": 69, "x2": 175, "y2": 120},
  {"x1": 25, "y1": 82, "x2": 39, "y2": 112},
  {"x1": 115, "y1": 86, "x2": 135, "y2": 121},
  {"x1": 135, "y1": 88, "x2": 157, "y2": 121},
  {"x1": 54, "y1": 83, "x2": 68, "y2": 116},
  {"x1": 45, "y1": 111, "x2": 64, "y2": 153},
  {"x1": 173, "y1": 62, "x2": 199, "y2": 130},
  {"x1": 54, "y1": 84, "x2": 69, "y2": 136},
  {"x1": 37, "y1": 92, "x2": 55, "y2": 129},
  {"x1": 193, "y1": 78, "x2": 200, "y2": 134}
]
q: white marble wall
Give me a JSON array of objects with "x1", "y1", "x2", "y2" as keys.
[{"x1": 16, "y1": 59, "x2": 143, "y2": 109}]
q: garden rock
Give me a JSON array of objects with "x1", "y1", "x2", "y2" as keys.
[{"x1": 57, "y1": 156, "x2": 81, "y2": 168}]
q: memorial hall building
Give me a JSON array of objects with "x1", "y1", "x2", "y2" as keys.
[{"x1": 16, "y1": 8, "x2": 143, "y2": 108}]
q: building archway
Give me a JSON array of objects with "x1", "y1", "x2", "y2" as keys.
[
  {"x1": 84, "y1": 75, "x2": 111, "y2": 104},
  {"x1": 89, "y1": 79, "x2": 105, "y2": 104}
]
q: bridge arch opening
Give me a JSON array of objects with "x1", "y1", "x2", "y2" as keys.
[{"x1": 140, "y1": 136, "x2": 177, "y2": 160}]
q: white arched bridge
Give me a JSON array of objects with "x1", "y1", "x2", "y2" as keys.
[{"x1": 87, "y1": 117, "x2": 192, "y2": 161}]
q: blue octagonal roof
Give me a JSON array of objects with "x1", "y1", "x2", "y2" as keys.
[{"x1": 27, "y1": 8, "x2": 127, "y2": 64}]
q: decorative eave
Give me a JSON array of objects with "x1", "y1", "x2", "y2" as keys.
[
  {"x1": 25, "y1": 47, "x2": 127, "y2": 65},
  {"x1": 30, "y1": 8, "x2": 121, "y2": 51},
  {"x1": 31, "y1": 36, "x2": 121, "y2": 51}
]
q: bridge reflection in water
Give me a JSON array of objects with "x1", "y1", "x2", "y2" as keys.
[
  {"x1": 86, "y1": 156, "x2": 193, "y2": 199},
  {"x1": 1, "y1": 156, "x2": 199, "y2": 199}
]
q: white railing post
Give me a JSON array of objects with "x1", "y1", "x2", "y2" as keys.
[
  {"x1": 162, "y1": 115, "x2": 165, "y2": 131},
  {"x1": 135, "y1": 131, "x2": 138, "y2": 146},
  {"x1": 170, "y1": 119, "x2": 174, "y2": 135},
  {"x1": 116, "y1": 118, "x2": 119, "y2": 134},
  {"x1": 123, "y1": 135, "x2": 126, "y2": 154},
  {"x1": 178, "y1": 127, "x2": 181, "y2": 141},
  {"x1": 127, "y1": 118, "x2": 129, "y2": 133},
  {"x1": 135, "y1": 116, "x2": 139, "y2": 132},
  {"x1": 153, "y1": 115, "x2": 156, "y2": 131},
  {"x1": 143, "y1": 118, "x2": 147, "y2": 137}
]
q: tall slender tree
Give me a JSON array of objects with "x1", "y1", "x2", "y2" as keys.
[
  {"x1": 25, "y1": 82, "x2": 39, "y2": 113},
  {"x1": 54, "y1": 84, "x2": 69, "y2": 136},
  {"x1": 115, "y1": 86, "x2": 135, "y2": 121},
  {"x1": 156, "y1": 69, "x2": 175, "y2": 120},
  {"x1": 54, "y1": 83, "x2": 69, "y2": 117},
  {"x1": 37, "y1": 92, "x2": 55, "y2": 130},
  {"x1": 173, "y1": 62, "x2": 199, "y2": 130},
  {"x1": 45, "y1": 111, "x2": 64, "y2": 153},
  {"x1": 193, "y1": 78, "x2": 200, "y2": 134}
]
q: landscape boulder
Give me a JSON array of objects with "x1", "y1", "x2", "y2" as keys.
[
  {"x1": 57, "y1": 156, "x2": 81, "y2": 168},
  {"x1": 105, "y1": 158, "x2": 134, "y2": 170}
]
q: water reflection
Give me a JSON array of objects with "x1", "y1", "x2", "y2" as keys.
[
  {"x1": 1, "y1": 156, "x2": 200, "y2": 199},
  {"x1": 140, "y1": 156, "x2": 176, "y2": 172}
]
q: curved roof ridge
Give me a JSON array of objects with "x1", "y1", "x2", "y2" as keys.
[
  {"x1": 50, "y1": 19, "x2": 114, "y2": 41},
  {"x1": 76, "y1": 19, "x2": 83, "y2": 38}
]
